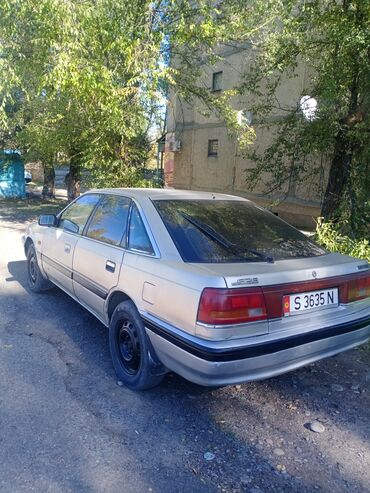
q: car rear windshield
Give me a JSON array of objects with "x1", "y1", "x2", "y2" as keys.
[{"x1": 153, "y1": 199, "x2": 326, "y2": 263}]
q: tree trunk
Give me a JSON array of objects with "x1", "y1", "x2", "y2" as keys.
[
  {"x1": 321, "y1": 2, "x2": 362, "y2": 222},
  {"x1": 65, "y1": 153, "x2": 81, "y2": 201},
  {"x1": 42, "y1": 160, "x2": 55, "y2": 199},
  {"x1": 321, "y1": 60, "x2": 363, "y2": 221},
  {"x1": 321, "y1": 129, "x2": 353, "y2": 219}
]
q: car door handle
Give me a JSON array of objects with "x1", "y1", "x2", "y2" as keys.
[
  {"x1": 64, "y1": 243, "x2": 71, "y2": 253},
  {"x1": 106, "y1": 260, "x2": 116, "y2": 273}
]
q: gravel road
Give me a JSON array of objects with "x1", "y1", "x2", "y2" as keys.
[{"x1": 0, "y1": 203, "x2": 369, "y2": 493}]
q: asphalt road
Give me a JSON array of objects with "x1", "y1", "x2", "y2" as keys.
[{"x1": 0, "y1": 211, "x2": 369, "y2": 493}]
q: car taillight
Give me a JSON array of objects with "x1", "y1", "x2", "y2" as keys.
[
  {"x1": 342, "y1": 272, "x2": 370, "y2": 303},
  {"x1": 197, "y1": 287, "x2": 267, "y2": 325}
]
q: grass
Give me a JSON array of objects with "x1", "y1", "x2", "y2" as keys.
[{"x1": 0, "y1": 195, "x2": 66, "y2": 222}]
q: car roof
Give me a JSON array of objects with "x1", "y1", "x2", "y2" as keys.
[{"x1": 88, "y1": 188, "x2": 248, "y2": 202}]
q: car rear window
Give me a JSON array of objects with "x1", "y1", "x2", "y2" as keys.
[{"x1": 153, "y1": 199, "x2": 326, "y2": 263}]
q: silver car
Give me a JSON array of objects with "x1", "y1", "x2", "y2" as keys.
[{"x1": 23, "y1": 189, "x2": 370, "y2": 390}]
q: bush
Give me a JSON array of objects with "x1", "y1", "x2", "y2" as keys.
[
  {"x1": 315, "y1": 218, "x2": 370, "y2": 262},
  {"x1": 88, "y1": 164, "x2": 160, "y2": 189}
]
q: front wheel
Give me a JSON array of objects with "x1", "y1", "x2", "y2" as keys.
[
  {"x1": 109, "y1": 300, "x2": 165, "y2": 390},
  {"x1": 26, "y1": 244, "x2": 53, "y2": 293}
]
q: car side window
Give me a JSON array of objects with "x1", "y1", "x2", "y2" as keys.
[
  {"x1": 85, "y1": 195, "x2": 131, "y2": 246},
  {"x1": 59, "y1": 194, "x2": 101, "y2": 234},
  {"x1": 128, "y1": 203, "x2": 154, "y2": 255}
]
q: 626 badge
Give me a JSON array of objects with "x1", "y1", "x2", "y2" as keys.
[{"x1": 283, "y1": 288, "x2": 339, "y2": 316}]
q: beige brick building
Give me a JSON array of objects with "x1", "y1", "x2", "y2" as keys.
[{"x1": 164, "y1": 43, "x2": 327, "y2": 229}]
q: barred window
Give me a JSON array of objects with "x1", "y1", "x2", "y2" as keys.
[
  {"x1": 212, "y1": 71, "x2": 223, "y2": 92},
  {"x1": 208, "y1": 139, "x2": 219, "y2": 157}
]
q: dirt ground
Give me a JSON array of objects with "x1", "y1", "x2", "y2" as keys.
[{"x1": 0, "y1": 197, "x2": 369, "y2": 493}]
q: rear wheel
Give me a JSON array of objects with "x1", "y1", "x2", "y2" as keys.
[
  {"x1": 26, "y1": 244, "x2": 53, "y2": 292},
  {"x1": 109, "y1": 300, "x2": 165, "y2": 390}
]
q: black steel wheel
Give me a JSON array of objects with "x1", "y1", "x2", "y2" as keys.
[
  {"x1": 26, "y1": 244, "x2": 53, "y2": 292},
  {"x1": 109, "y1": 300, "x2": 166, "y2": 390}
]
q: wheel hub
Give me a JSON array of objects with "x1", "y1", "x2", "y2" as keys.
[
  {"x1": 29, "y1": 255, "x2": 37, "y2": 283},
  {"x1": 117, "y1": 321, "x2": 140, "y2": 375}
]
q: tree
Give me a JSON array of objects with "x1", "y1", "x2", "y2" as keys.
[
  {"x1": 0, "y1": 0, "x2": 153, "y2": 197},
  {"x1": 237, "y1": 0, "x2": 369, "y2": 234},
  {"x1": 0, "y1": 0, "x2": 66, "y2": 196},
  {"x1": 4, "y1": 0, "x2": 366, "y2": 231},
  {"x1": 0, "y1": 0, "x2": 252, "y2": 199}
]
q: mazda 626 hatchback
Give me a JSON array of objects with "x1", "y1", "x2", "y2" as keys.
[{"x1": 23, "y1": 189, "x2": 370, "y2": 389}]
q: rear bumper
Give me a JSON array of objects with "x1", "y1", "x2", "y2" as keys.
[{"x1": 144, "y1": 316, "x2": 370, "y2": 386}]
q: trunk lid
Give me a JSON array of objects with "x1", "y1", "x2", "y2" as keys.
[{"x1": 193, "y1": 252, "x2": 367, "y2": 289}]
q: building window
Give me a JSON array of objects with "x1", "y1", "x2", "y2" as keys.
[
  {"x1": 208, "y1": 139, "x2": 219, "y2": 157},
  {"x1": 212, "y1": 71, "x2": 223, "y2": 92}
]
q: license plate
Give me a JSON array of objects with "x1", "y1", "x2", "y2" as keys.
[{"x1": 283, "y1": 288, "x2": 338, "y2": 316}]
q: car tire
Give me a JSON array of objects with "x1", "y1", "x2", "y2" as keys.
[
  {"x1": 109, "y1": 300, "x2": 165, "y2": 390},
  {"x1": 26, "y1": 244, "x2": 53, "y2": 292}
]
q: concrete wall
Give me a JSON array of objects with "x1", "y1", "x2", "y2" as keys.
[
  {"x1": 25, "y1": 162, "x2": 44, "y2": 182},
  {"x1": 24, "y1": 163, "x2": 71, "y2": 187},
  {"x1": 165, "y1": 45, "x2": 327, "y2": 230}
]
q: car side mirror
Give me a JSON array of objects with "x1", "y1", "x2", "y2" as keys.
[{"x1": 38, "y1": 214, "x2": 57, "y2": 227}]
